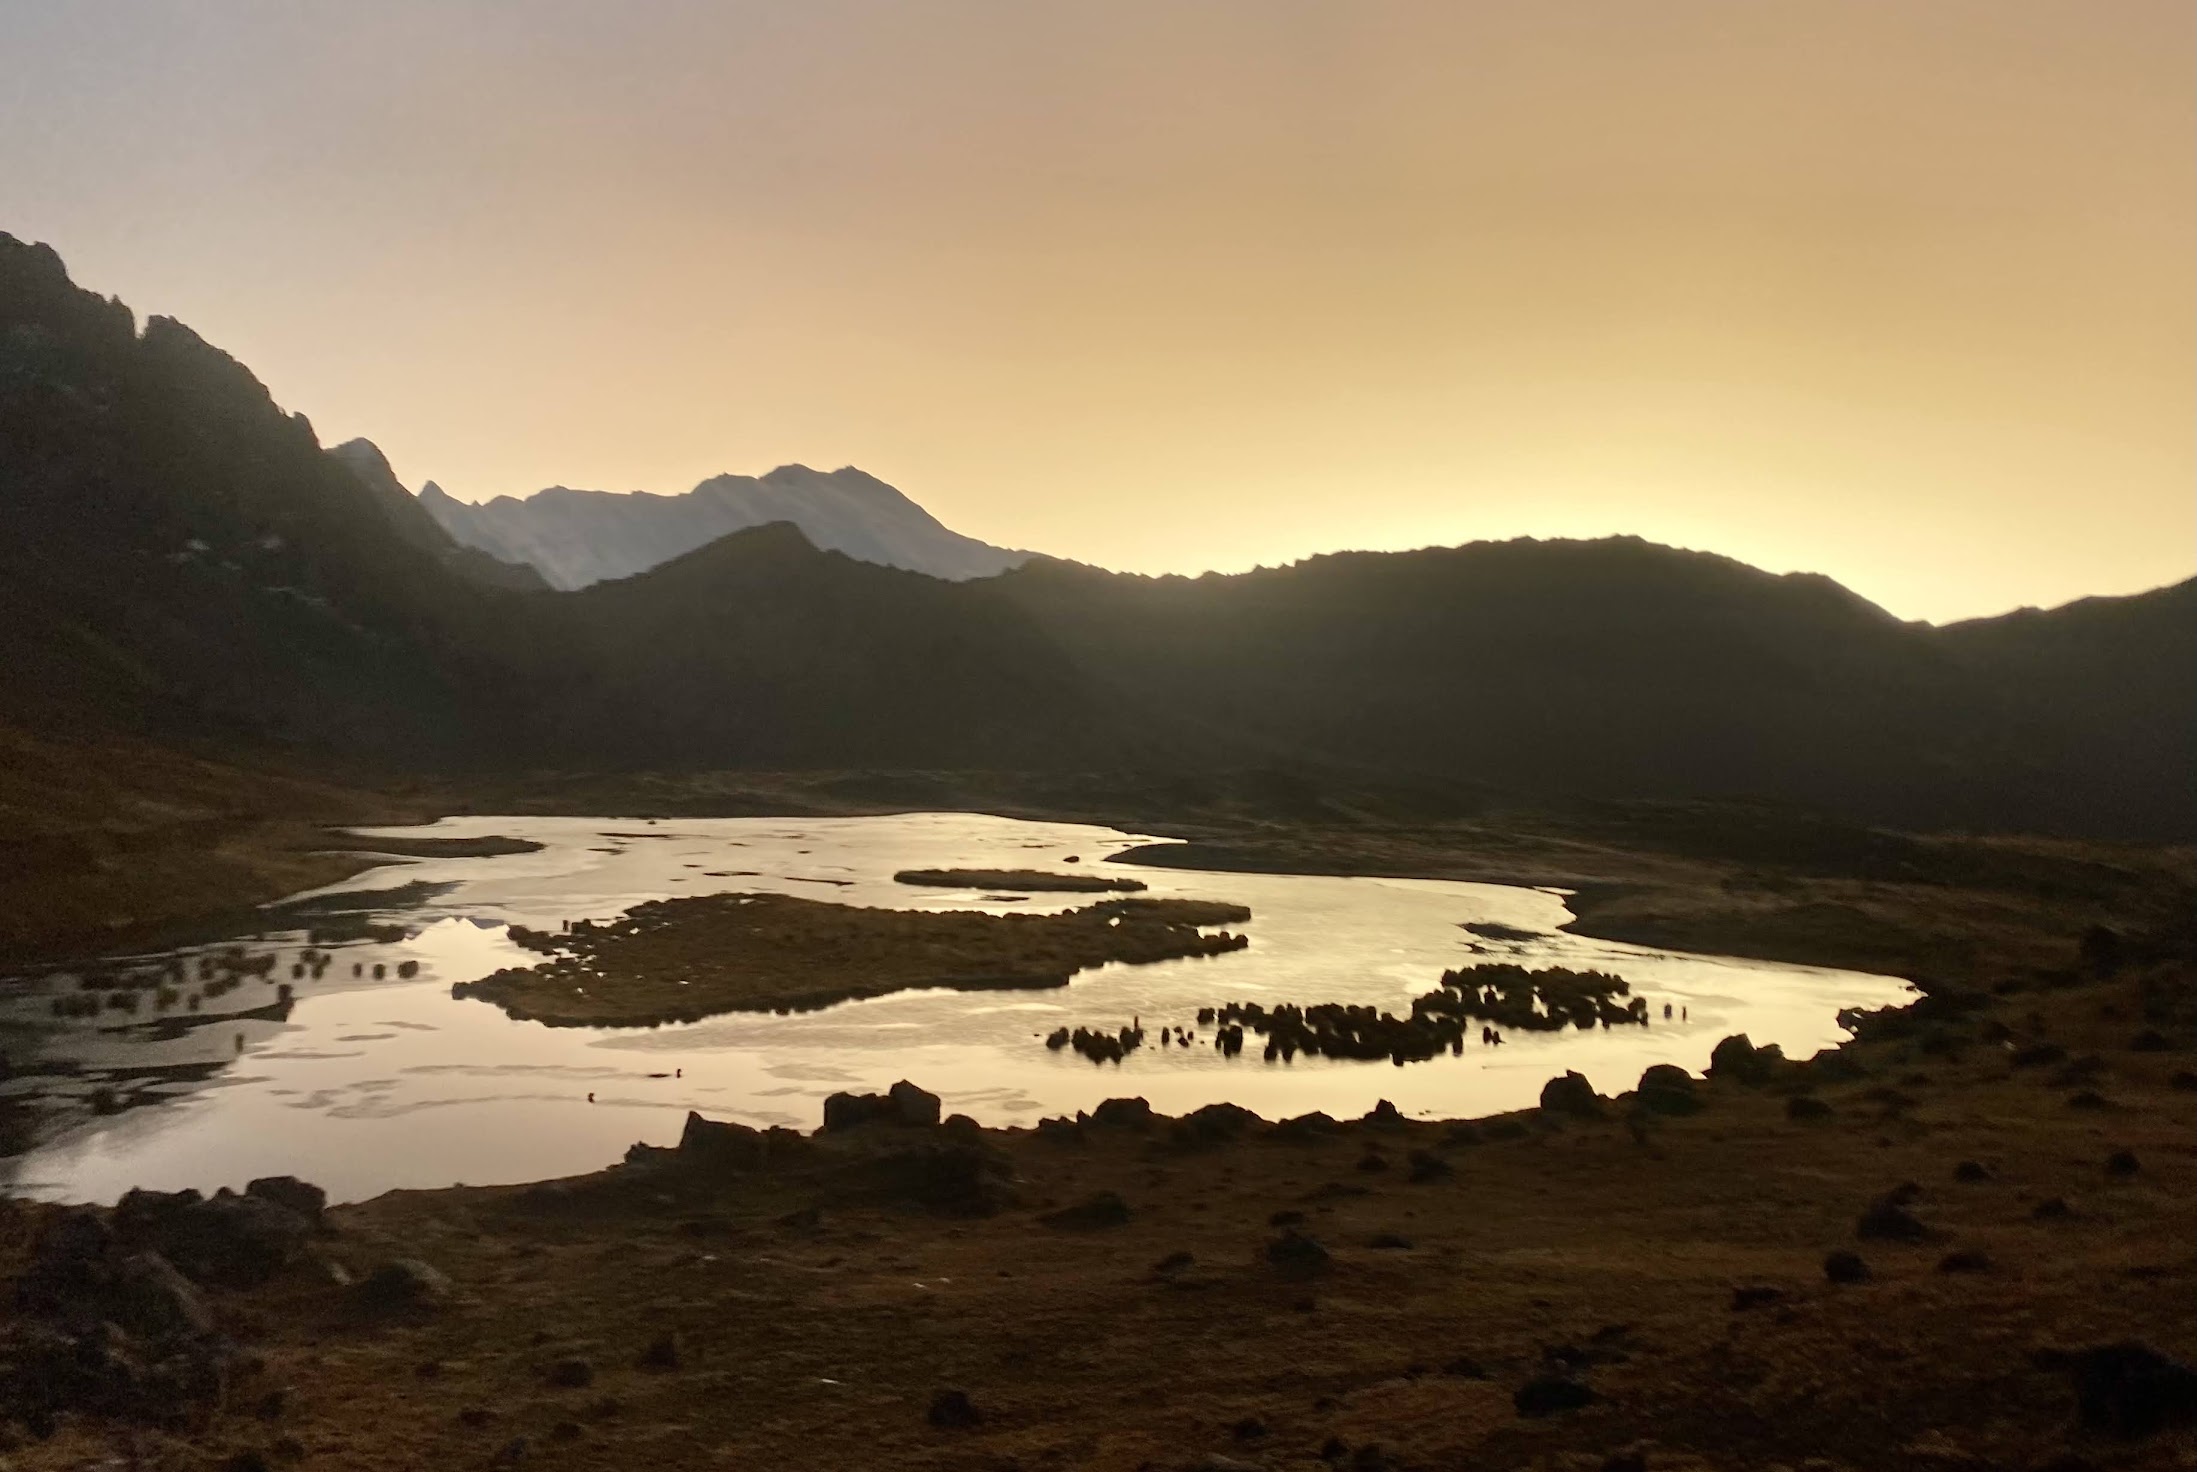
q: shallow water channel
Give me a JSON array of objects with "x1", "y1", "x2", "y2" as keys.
[{"x1": 0, "y1": 812, "x2": 1912, "y2": 1203}]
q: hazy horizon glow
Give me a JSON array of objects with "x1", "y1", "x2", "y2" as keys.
[{"x1": 4, "y1": 1, "x2": 2190, "y2": 622}]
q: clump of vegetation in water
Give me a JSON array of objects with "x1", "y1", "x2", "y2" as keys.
[
  {"x1": 455, "y1": 892, "x2": 1250, "y2": 1027},
  {"x1": 1432, "y1": 963, "x2": 1647, "y2": 1032},
  {"x1": 1047, "y1": 963, "x2": 1648, "y2": 1066}
]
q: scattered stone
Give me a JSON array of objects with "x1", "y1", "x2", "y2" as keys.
[
  {"x1": 1539, "y1": 1071, "x2": 1604, "y2": 1118},
  {"x1": 2128, "y1": 1029, "x2": 2172, "y2": 1052},
  {"x1": 2105, "y1": 1150, "x2": 2141, "y2": 1178},
  {"x1": 1406, "y1": 1148, "x2": 1452, "y2": 1183},
  {"x1": 1231, "y1": 1416, "x2": 1268, "y2": 1440},
  {"x1": 544, "y1": 1357, "x2": 594, "y2": 1389},
  {"x1": 1731, "y1": 1285, "x2": 1788, "y2": 1311},
  {"x1": 1366, "y1": 1232, "x2": 1414, "y2": 1250},
  {"x1": 1937, "y1": 1249, "x2": 1993, "y2": 1274},
  {"x1": 491, "y1": 1436, "x2": 530, "y2": 1465},
  {"x1": 926, "y1": 1387, "x2": 982, "y2": 1429},
  {"x1": 1264, "y1": 1229, "x2": 1331, "y2": 1278},
  {"x1": 1152, "y1": 1251, "x2": 1195, "y2": 1276},
  {"x1": 1268, "y1": 1210, "x2": 1306, "y2": 1227},
  {"x1": 1355, "y1": 1148, "x2": 1389, "y2": 1173},
  {"x1": 1954, "y1": 1160, "x2": 1992, "y2": 1182},
  {"x1": 2171, "y1": 1070, "x2": 2197, "y2": 1091},
  {"x1": 1636, "y1": 1063, "x2": 1702, "y2": 1115},
  {"x1": 2066, "y1": 1090, "x2": 2110, "y2": 1111},
  {"x1": 1824, "y1": 1250, "x2": 1871, "y2": 1284},
  {"x1": 638, "y1": 1331, "x2": 682, "y2": 1370},
  {"x1": 2011, "y1": 1042, "x2": 2069, "y2": 1069},
  {"x1": 1195, "y1": 1455, "x2": 1264, "y2": 1472},
  {"x1": 1786, "y1": 1095, "x2": 1833, "y2": 1121},
  {"x1": 2032, "y1": 1197, "x2": 2077, "y2": 1222},
  {"x1": 1515, "y1": 1373, "x2": 1597, "y2": 1418},
  {"x1": 1858, "y1": 1192, "x2": 1931, "y2": 1243},
  {"x1": 1442, "y1": 1355, "x2": 1489, "y2": 1378},
  {"x1": 1039, "y1": 1191, "x2": 1132, "y2": 1230}
]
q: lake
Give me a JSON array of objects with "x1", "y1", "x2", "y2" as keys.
[{"x1": 0, "y1": 812, "x2": 1912, "y2": 1203}]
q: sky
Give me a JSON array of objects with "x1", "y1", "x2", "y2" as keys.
[{"x1": 2, "y1": 1, "x2": 2190, "y2": 624}]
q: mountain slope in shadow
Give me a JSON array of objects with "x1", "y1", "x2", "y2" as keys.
[{"x1": 3, "y1": 230, "x2": 2188, "y2": 839}]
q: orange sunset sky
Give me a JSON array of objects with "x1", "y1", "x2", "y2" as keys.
[{"x1": 3, "y1": 0, "x2": 2190, "y2": 622}]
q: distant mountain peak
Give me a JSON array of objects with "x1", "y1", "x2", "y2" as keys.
[{"x1": 415, "y1": 465, "x2": 1029, "y2": 590}]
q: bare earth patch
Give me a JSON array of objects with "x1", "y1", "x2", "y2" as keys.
[{"x1": 451, "y1": 891, "x2": 1250, "y2": 1026}]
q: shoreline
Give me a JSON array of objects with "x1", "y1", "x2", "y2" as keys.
[{"x1": 0, "y1": 773, "x2": 2191, "y2": 1464}]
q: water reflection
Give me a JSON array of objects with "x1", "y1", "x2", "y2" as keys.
[{"x1": 0, "y1": 813, "x2": 1912, "y2": 1203}]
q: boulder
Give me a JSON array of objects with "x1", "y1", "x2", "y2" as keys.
[
  {"x1": 1089, "y1": 1096, "x2": 1154, "y2": 1129},
  {"x1": 822, "y1": 1080, "x2": 943, "y2": 1131},
  {"x1": 119, "y1": 1189, "x2": 312, "y2": 1288},
  {"x1": 678, "y1": 1111, "x2": 770, "y2": 1167},
  {"x1": 1172, "y1": 1102, "x2": 1262, "y2": 1146},
  {"x1": 861, "y1": 1141, "x2": 1018, "y2": 1217},
  {"x1": 1263, "y1": 1229, "x2": 1331, "y2": 1278},
  {"x1": 927, "y1": 1388, "x2": 982, "y2": 1429},
  {"x1": 109, "y1": 1251, "x2": 213, "y2": 1339},
  {"x1": 1635, "y1": 1064, "x2": 1701, "y2": 1115},
  {"x1": 2038, "y1": 1342, "x2": 2197, "y2": 1437},
  {"x1": 1514, "y1": 1373, "x2": 1597, "y2": 1417},
  {"x1": 822, "y1": 1091, "x2": 893, "y2": 1131},
  {"x1": 1709, "y1": 1034, "x2": 1785, "y2": 1086},
  {"x1": 1823, "y1": 1250, "x2": 1870, "y2": 1284},
  {"x1": 1038, "y1": 1191, "x2": 1132, "y2": 1230},
  {"x1": 1857, "y1": 1193, "x2": 1931, "y2": 1243},
  {"x1": 1406, "y1": 1149, "x2": 1453, "y2": 1183},
  {"x1": 888, "y1": 1080, "x2": 942, "y2": 1126},
  {"x1": 245, "y1": 1176, "x2": 327, "y2": 1225},
  {"x1": 16, "y1": 1207, "x2": 117, "y2": 1310},
  {"x1": 1538, "y1": 1071, "x2": 1604, "y2": 1119},
  {"x1": 354, "y1": 1257, "x2": 453, "y2": 1314},
  {"x1": 544, "y1": 1357, "x2": 594, "y2": 1389}
]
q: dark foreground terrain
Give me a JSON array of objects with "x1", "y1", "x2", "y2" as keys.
[{"x1": 1, "y1": 796, "x2": 2192, "y2": 1471}]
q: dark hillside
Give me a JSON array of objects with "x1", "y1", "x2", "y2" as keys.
[
  {"x1": 3, "y1": 232, "x2": 2188, "y2": 840},
  {"x1": 987, "y1": 543, "x2": 1996, "y2": 825},
  {"x1": 509, "y1": 525, "x2": 1150, "y2": 769},
  {"x1": 1930, "y1": 579, "x2": 2197, "y2": 837},
  {"x1": 0, "y1": 233, "x2": 517, "y2": 757}
]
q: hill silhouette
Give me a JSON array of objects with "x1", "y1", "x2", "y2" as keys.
[{"x1": 3, "y1": 231, "x2": 2189, "y2": 838}]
